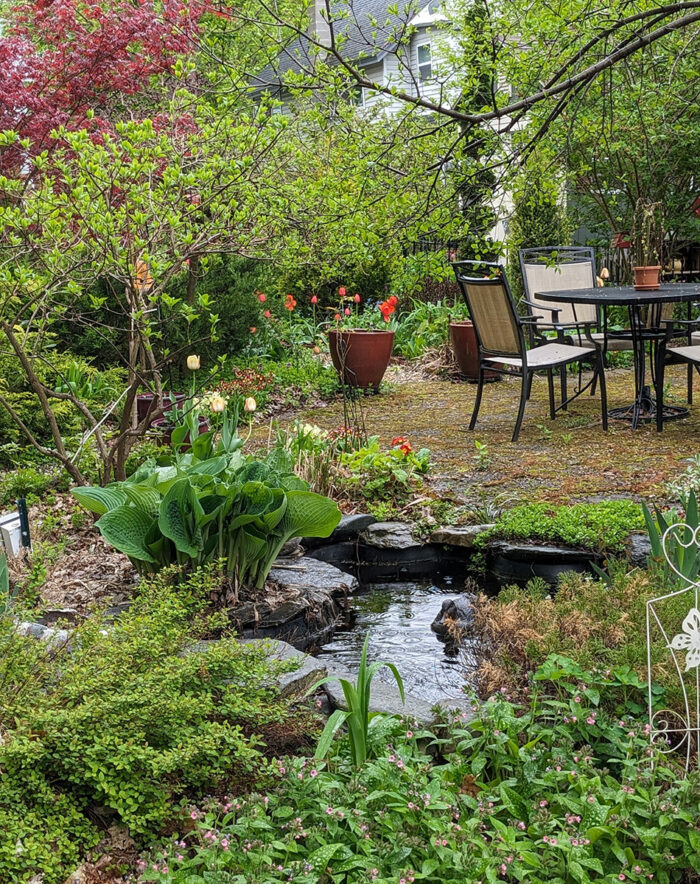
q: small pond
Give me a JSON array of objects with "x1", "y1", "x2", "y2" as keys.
[{"x1": 315, "y1": 578, "x2": 476, "y2": 704}]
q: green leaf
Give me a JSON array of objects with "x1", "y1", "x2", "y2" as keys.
[
  {"x1": 158, "y1": 479, "x2": 204, "y2": 558},
  {"x1": 72, "y1": 485, "x2": 127, "y2": 515},
  {"x1": 96, "y1": 506, "x2": 157, "y2": 563}
]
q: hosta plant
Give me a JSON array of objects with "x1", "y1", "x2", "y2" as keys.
[{"x1": 72, "y1": 420, "x2": 341, "y2": 588}]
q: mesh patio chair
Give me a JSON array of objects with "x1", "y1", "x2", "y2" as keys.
[
  {"x1": 452, "y1": 261, "x2": 607, "y2": 442},
  {"x1": 519, "y1": 246, "x2": 688, "y2": 402},
  {"x1": 655, "y1": 320, "x2": 700, "y2": 431}
]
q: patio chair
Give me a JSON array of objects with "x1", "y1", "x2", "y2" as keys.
[
  {"x1": 655, "y1": 320, "x2": 700, "y2": 431},
  {"x1": 452, "y1": 261, "x2": 607, "y2": 442},
  {"x1": 519, "y1": 246, "x2": 688, "y2": 403}
]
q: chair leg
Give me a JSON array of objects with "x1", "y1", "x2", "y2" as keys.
[
  {"x1": 526, "y1": 372, "x2": 533, "y2": 400},
  {"x1": 469, "y1": 364, "x2": 485, "y2": 431},
  {"x1": 688, "y1": 363, "x2": 693, "y2": 405},
  {"x1": 596, "y1": 351, "x2": 608, "y2": 431},
  {"x1": 547, "y1": 369, "x2": 556, "y2": 420},
  {"x1": 512, "y1": 371, "x2": 529, "y2": 442},
  {"x1": 559, "y1": 366, "x2": 568, "y2": 410}
]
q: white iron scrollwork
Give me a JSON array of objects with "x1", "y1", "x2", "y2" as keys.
[{"x1": 646, "y1": 522, "x2": 700, "y2": 772}]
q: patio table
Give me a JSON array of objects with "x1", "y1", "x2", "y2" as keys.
[{"x1": 537, "y1": 284, "x2": 700, "y2": 429}]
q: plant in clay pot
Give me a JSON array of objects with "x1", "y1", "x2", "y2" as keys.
[
  {"x1": 327, "y1": 286, "x2": 398, "y2": 389},
  {"x1": 631, "y1": 199, "x2": 664, "y2": 290}
]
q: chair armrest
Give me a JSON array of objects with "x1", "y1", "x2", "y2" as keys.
[
  {"x1": 522, "y1": 299, "x2": 561, "y2": 322},
  {"x1": 519, "y1": 315, "x2": 544, "y2": 324},
  {"x1": 661, "y1": 318, "x2": 700, "y2": 340}
]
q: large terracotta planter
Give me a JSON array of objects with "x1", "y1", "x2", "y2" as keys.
[
  {"x1": 328, "y1": 329, "x2": 394, "y2": 389},
  {"x1": 137, "y1": 392, "x2": 186, "y2": 425},
  {"x1": 633, "y1": 265, "x2": 661, "y2": 291},
  {"x1": 449, "y1": 321, "x2": 499, "y2": 382}
]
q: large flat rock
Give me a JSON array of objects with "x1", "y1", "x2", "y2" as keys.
[
  {"x1": 361, "y1": 522, "x2": 421, "y2": 550},
  {"x1": 321, "y1": 660, "x2": 473, "y2": 727},
  {"x1": 304, "y1": 513, "x2": 377, "y2": 548},
  {"x1": 430, "y1": 524, "x2": 494, "y2": 548},
  {"x1": 243, "y1": 639, "x2": 327, "y2": 698},
  {"x1": 268, "y1": 557, "x2": 358, "y2": 595}
]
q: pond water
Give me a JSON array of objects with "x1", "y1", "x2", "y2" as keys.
[{"x1": 316, "y1": 579, "x2": 477, "y2": 704}]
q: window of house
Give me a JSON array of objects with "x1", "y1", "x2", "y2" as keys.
[
  {"x1": 417, "y1": 43, "x2": 432, "y2": 81},
  {"x1": 350, "y1": 84, "x2": 365, "y2": 106}
]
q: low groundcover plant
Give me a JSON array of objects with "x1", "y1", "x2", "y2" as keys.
[{"x1": 138, "y1": 656, "x2": 700, "y2": 884}]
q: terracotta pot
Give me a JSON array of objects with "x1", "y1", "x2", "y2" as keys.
[
  {"x1": 449, "y1": 321, "x2": 500, "y2": 382},
  {"x1": 137, "y1": 392, "x2": 186, "y2": 425},
  {"x1": 328, "y1": 329, "x2": 395, "y2": 389},
  {"x1": 152, "y1": 416, "x2": 210, "y2": 447},
  {"x1": 633, "y1": 265, "x2": 661, "y2": 291}
]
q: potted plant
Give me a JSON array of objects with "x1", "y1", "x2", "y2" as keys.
[
  {"x1": 328, "y1": 287, "x2": 397, "y2": 389},
  {"x1": 631, "y1": 199, "x2": 664, "y2": 290}
]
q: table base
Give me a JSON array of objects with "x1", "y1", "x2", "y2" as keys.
[{"x1": 608, "y1": 385, "x2": 689, "y2": 424}]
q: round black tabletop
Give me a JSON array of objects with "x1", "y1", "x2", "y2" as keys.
[{"x1": 537, "y1": 283, "x2": 700, "y2": 306}]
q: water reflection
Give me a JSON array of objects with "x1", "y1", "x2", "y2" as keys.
[{"x1": 316, "y1": 581, "x2": 475, "y2": 704}]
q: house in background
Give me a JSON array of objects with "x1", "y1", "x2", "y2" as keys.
[{"x1": 253, "y1": 0, "x2": 513, "y2": 249}]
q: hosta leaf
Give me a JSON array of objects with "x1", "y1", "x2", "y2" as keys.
[
  {"x1": 96, "y1": 506, "x2": 156, "y2": 563},
  {"x1": 280, "y1": 491, "x2": 341, "y2": 539},
  {"x1": 188, "y1": 456, "x2": 228, "y2": 477},
  {"x1": 120, "y1": 484, "x2": 161, "y2": 517},
  {"x1": 72, "y1": 485, "x2": 126, "y2": 515},
  {"x1": 158, "y1": 479, "x2": 204, "y2": 558}
]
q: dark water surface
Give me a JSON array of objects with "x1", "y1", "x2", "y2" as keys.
[{"x1": 316, "y1": 579, "x2": 475, "y2": 704}]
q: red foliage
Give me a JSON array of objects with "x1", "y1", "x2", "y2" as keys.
[{"x1": 0, "y1": 0, "x2": 207, "y2": 169}]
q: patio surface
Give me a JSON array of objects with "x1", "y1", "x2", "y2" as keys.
[{"x1": 289, "y1": 364, "x2": 700, "y2": 507}]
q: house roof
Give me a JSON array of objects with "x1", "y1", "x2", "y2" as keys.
[{"x1": 251, "y1": 0, "x2": 441, "y2": 90}]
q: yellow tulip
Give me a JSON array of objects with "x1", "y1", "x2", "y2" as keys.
[
  {"x1": 210, "y1": 395, "x2": 226, "y2": 413},
  {"x1": 186, "y1": 354, "x2": 201, "y2": 371},
  {"x1": 244, "y1": 397, "x2": 257, "y2": 413}
]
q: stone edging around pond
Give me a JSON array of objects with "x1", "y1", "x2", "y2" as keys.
[{"x1": 305, "y1": 515, "x2": 652, "y2": 583}]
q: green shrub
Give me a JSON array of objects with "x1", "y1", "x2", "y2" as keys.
[
  {"x1": 479, "y1": 500, "x2": 645, "y2": 553},
  {"x1": 0, "y1": 568, "x2": 296, "y2": 861},
  {"x1": 139, "y1": 659, "x2": 700, "y2": 883}
]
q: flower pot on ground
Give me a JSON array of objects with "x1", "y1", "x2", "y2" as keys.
[
  {"x1": 633, "y1": 265, "x2": 661, "y2": 291},
  {"x1": 329, "y1": 329, "x2": 395, "y2": 389},
  {"x1": 152, "y1": 415, "x2": 210, "y2": 447},
  {"x1": 136, "y1": 392, "x2": 186, "y2": 425},
  {"x1": 449, "y1": 321, "x2": 500, "y2": 382}
]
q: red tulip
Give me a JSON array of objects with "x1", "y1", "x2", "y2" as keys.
[
  {"x1": 311, "y1": 295, "x2": 318, "y2": 304},
  {"x1": 264, "y1": 309, "x2": 271, "y2": 318},
  {"x1": 354, "y1": 293, "x2": 361, "y2": 303},
  {"x1": 338, "y1": 286, "x2": 346, "y2": 296},
  {"x1": 258, "y1": 293, "x2": 266, "y2": 303}
]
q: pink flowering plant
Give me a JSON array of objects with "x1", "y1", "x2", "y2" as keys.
[{"x1": 138, "y1": 656, "x2": 699, "y2": 883}]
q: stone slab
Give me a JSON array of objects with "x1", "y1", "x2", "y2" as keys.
[
  {"x1": 320, "y1": 659, "x2": 471, "y2": 727},
  {"x1": 242, "y1": 638, "x2": 327, "y2": 698},
  {"x1": 268, "y1": 557, "x2": 358, "y2": 596},
  {"x1": 429, "y1": 524, "x2": 494, "y2": 548},
  {"x1": 303, "y1": 513, "x2": 377, "y2": 549},
  {"x1": 361, "y1": 522, "x2": 422, "y2": 550}
]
